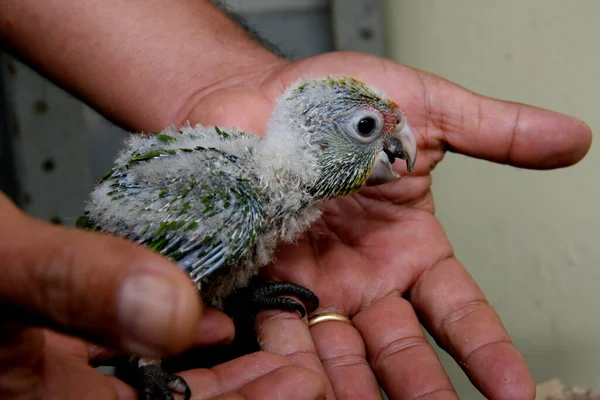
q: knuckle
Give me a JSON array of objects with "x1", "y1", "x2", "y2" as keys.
[
  {"x1": 438, "y1": 299, "x2": 489, "y2": 332},
  {"x1": 463, "y1": 337, "x2": 514, "y2": 365},
  {"x1": 372, "y1": 335, "x2": 430, "y2": 368},
  {"x1": 412, "y1": 387, "x2": 457, "y2": 400},
  {"x1": 321, "y1": 353, "x2": 369, "y2": 370},
  {"x1": 30, "y1": 237, "x2": 83, "y2": 325},
  {"x1": 437, "y1": 299, "x2": 513, "y2": 362}
]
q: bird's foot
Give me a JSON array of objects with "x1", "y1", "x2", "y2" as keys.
[
  {"x1": 251, "y1": 281, "x2": 319, "y2": 318},
  {"x1": 136, "y1": 358, "x2": 191, "y2": 400}
]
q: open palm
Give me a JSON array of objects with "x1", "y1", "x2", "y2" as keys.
[{"x1": 187, "y1": 51, "x2": 591, "y2": 400}]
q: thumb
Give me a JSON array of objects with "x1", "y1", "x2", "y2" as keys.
[
  {"x1": 416, "y1": 73, "x2": 593, "y2": 169},
  {"x1": 0, "y1": 194, "x2": 201, "y2": 357}
]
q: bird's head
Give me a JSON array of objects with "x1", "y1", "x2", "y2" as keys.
[{"x1": 265, "y1": 76, "x2": 417, "y2": 200}]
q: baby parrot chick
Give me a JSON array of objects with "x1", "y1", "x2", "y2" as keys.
[{"x1": 78, "y1": 76, "x2": 417, "y2": 400}]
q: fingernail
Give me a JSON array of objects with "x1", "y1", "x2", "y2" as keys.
[{"x1": 118, "y1": 274, "x2": 178, "y2": 355}]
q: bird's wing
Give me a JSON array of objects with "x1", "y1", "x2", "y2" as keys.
[{"x1": 78, "y1": 144, "x2": 263, "y2": 282}]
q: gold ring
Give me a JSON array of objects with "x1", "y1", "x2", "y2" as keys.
[{"x1": 308, "y1": 313, "x2": 353, "y2": 328}]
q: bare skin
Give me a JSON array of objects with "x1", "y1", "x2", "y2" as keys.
[
  {"x1": 0, "y1": 1, "x2": 593, "y2": 399},
  {"x1": 189, "y1": 52, "x2": 592, "y2": 400},
  {"x1": 0, "y1": 195, "x2": 326, "y2": 399}
]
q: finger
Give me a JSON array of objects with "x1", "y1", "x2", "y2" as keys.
[
  {"x1": 424, "y1": 74, "x2": 592, "y2": 169},
  {"x1": 44, "y1": 329, "x2": 88, "y2": 359},
  {"x1": 354, "y1": 294, "x2": 457, "y2": 400},
  {"x1": 310, "y1": 316, "x2": 383, "y2": 399},
  {"x1": 41, "y1": 333, "x2": 127, "y2": 400},
  {"x1": 210, "y1": 365, "x2": 326, "y2": 400},
  {"x1": 178, "y1": 351, "x2": 324, "y2": 400},
  {"x1": 87, "y1": 307, "x2": 234, "y2": 363},
  {"x1": 409, "y1": 256, "x2": 535, "y2": 400},
  {"x1": 255, "y1": 309, "x2": 335, "y2": 399},
  {"x1": 87, "y1": 344, "x2": 120, "y2": 364},
  {"x1": 192, "y1": 307, "x2": 235, "y2": 346},
  {"x1": 109, "y1": 375, "x2": 137, "y2": 400},
  {"x1": 0, "y1": 194, "x2": 201, "y2": 357}
]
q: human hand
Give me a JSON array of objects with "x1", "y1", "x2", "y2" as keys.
[
  {"x1": 185, "y1": 51, "x2": 592, "y2": 400},
  {"x1": 0, "y1": 193, "x2": 326, "y2": 399},
  {"x1": 0, "y1": 192, "x2": 201, "y2": 396},
  {"x1": 1, "y1": 327, "x2": 323, "y2": 400}
]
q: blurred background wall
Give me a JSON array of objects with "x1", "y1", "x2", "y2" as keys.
[
  {"x1": 384, "y1": 1, "x2": 600, "y2": 398},
  {"x1": 1, "y1": 1, "x2": 598, "y2": 399}
]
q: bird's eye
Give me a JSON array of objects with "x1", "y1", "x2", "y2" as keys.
[{"x1": 357, "y1": 117, "x2": 376, "y2": 136}]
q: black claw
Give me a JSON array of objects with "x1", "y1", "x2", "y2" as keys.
[
  {"x1": 251, "y1": 282, "x2": 319, "y2": 318},
  {"x1": 138, "y1": 364, "x2": 190, "y2": 400}
]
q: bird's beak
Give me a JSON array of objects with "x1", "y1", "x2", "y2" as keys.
[{"x1": 366, "y1": 122, "x2": 417, "y2": 186}]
